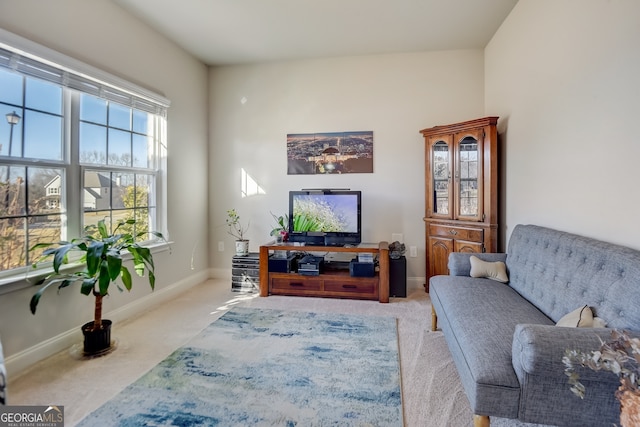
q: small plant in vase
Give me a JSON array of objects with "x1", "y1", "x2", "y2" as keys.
[
  {"x1": 226, "y1": 209, "x2": 250, "y2": 256},
  {"x1": 269, "y1": 212, "x2": 289, "y2": 243},
  {"x1": 563, "y1": 329, "x2": 640, "y2": 426}
]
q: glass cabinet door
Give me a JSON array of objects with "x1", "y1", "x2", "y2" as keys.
[
  {"x1": 455, "y1": 132, "x2": 482, "y2": 221},
  {"x1": 429, "y1": 136, "x2": 452, "y2": 218}
]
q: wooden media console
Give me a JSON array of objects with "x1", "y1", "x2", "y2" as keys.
[{"x1": 259, "y1": 242, "x2": 389, "y2": 303}]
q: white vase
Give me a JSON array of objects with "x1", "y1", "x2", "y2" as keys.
[{"x1": 235, "y1": 240, "x2": 249, "y2": 256}]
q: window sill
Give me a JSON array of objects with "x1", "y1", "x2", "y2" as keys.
[{"x1": 0, "y1": 241, "x2": 173, "y2": 296}]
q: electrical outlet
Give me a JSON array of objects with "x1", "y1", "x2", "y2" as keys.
[
  {"x1": 218, "y1": 241, "x2": 224, "y2": 252},
  {"x1": 409, "y1": 246, "x2": 417, "y2": 257},
  {"x1": 391, "y1": 233, "x2": 403, "y2": 243}
]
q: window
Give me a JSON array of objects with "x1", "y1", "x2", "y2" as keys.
[{"x1": 0, "y1": 30, "x2": 169, "y2": 280}]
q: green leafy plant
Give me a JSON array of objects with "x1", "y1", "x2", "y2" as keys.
[
  {"x1": 269, "y1": 212, "x2": 289, "y2": 239},
  {"x1": 29, "y1": 218, "x2": 165, "y2": 332},
  {"x1": 226, "y1": 209, "x2": 249, "y2": 241},
  {"x1": 564, "y1": 329, "x2": 640, "y2": 399}
]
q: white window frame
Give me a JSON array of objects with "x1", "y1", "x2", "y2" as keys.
[{"x1": 0, "y1": 29, "x2": 170, "y2": 291}]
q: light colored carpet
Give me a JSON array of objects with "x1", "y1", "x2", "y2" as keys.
[{"x1": 7, "y1": 279, "x2": 549, "y2": 426}]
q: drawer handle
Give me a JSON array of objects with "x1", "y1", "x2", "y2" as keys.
[
  {"x1": 342, "y1": 285, "x2": 357, "y2": 289},
  {"x1": 449, "y1": 229, "x2": 458, "y2": 235}
]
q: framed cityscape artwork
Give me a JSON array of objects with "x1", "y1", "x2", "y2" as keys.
[{"x1": 286, "y1": 131, "x2": 374, "y2": 175}]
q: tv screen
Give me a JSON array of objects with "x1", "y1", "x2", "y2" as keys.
[{"x1": 288, "y1": 190, "x2": 361, "y2": 246}]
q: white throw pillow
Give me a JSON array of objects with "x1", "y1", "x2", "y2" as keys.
[
  {"x1": 592, "y1": 317, "x2": 608, "y2": 328},
  {"x1": 556, "y1": 305, "x2": 594, "y2": 328},
  {"x1": 469, "y1": 256, "x2": 509, "y2": 283}
]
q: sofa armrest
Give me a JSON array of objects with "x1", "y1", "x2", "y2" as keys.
[
  {"x1": 447, "y1": 252, "x2": 507, "y2": 276},
  {"x1": 512, "y1": 324, "x2": 616, "y2": 378},
  {"x1": 512, "y1": 324, "x2": 625, "y2": 425}
]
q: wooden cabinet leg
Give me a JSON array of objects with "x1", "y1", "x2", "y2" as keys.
[
  {"x1": 431, "y1": 305, "x2": 438, "y2": 331},
  {"x1": 378, "y1": 243, "x2": 390, "y2": 303},
  {"x1": 473, "y1": 415, "x2": 490, "y2": 427},
  {"x1": 259, "y1": 245, "x2": 269, "y2": 297}
]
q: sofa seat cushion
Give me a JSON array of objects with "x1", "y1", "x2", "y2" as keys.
[{"x1": 430, "y1": 275, "x2": 554, "y2": 416}]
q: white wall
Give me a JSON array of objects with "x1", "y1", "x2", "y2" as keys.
[
  {"x1": 208, "y1": 51, "x2": 486, "y2": 283},
  {"x1": 0, "y1": 0, "x2": 209, "y2": 373},
  {"x1": 486, "y1": 0, "x2": 640, "y2": 249}
]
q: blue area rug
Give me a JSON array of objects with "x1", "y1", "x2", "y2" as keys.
[{"x1": 77, "y1": 307, "x2": 403, "y2": 426}]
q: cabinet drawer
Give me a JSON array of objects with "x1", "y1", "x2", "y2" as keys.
[
  {"x1": 324, "y1": 278, "x2": 377, "y2": 294},
  {"x1": 429, "y1": 224, "x2": 483, "y2": 243},
  {"x1": 271, "y1": 276, "x2": 322, "y2": 291}
]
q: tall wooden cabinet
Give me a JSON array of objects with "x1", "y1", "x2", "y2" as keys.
[{"x1": 420, "y1": 117, "x2": 499, "y2": 288}]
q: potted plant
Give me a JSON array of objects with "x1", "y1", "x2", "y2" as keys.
[
  {"x1": 563, "y1": 329, "x2": 640, "y2": 426},
  {"x1": 269, "y1": 212, "x2": 289, "y2": 243},
  {"x1": 226, "y1": 209, "x2": 249, "y2": 255},
  {"x1": 30, "y1": 218, "x2": 164, "y2": 355}
]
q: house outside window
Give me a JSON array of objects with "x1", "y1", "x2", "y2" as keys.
[{"x1": 0, "y1": 30, "x2": 169, "y2": 280}]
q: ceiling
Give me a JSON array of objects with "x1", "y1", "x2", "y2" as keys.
[{"x1": 113, "y1": 0, "x2": 519, "y2": 66}]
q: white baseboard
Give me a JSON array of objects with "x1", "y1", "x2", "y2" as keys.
[
  {"x1": 210, "y1": 267, "x2": 231, "y2": 279},
  {"x1": 6, "y1": 270, "x2": 210, "y2": 380},
  {"x1": 407, "y1": 277, "x2": 427, "y2": 293}
]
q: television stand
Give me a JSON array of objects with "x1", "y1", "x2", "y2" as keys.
[{"x1": 259, "y1": 242, "x2": 390, "y2": 303}]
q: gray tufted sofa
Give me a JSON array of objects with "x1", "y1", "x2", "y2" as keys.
[{"x1": 429, "y1": 224, "x2": 640, "y2": 427}]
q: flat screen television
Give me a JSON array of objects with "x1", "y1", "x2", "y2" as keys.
[{"x1": 288, "y1": 189, "x2": 361, "y2": 246}]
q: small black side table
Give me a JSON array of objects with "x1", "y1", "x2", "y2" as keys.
[{"x1": 232, "y1": 252, "x2": 260, "y2": 292}]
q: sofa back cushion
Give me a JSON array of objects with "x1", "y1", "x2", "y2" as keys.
[{"x1": 506, "y1": 224, "x2": 640, "y2": 330}]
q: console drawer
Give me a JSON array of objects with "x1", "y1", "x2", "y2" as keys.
[
  {"x1": 324, "y1": 279, "x2": 377, "y2": 294},
  {"x1": 271, "y1": 276, "x2": 322, "y2": 291},
  {"x1": 429, "y1": 224, "x2": 483, "y2": 243}
]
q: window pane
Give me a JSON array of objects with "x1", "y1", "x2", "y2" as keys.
[
  {"x1": 135, "y1": 174, "x2": 152, "y2": 208},
  {"x1": 28, "y1": 168, "x2": 64, "y2": 215},
  {"x1": 83, "y1": 170, "x2": 113, "y2": 211},
  {"x1": 25, "y1": 78, "x2": 62, "y2": 115},
  {"x1": 119, "y1": 173, "x2": 151, "y2": 209},
  {"x1": 134, "y1": 207, "x2": 152, "y2": 238},
  {"x1": 80, "y1": 122, "x2": 107, "y2": 164},
  {"x1": 109, "y1": 103, "x2": 131, "y2": 131},
  {"x1": 0, "y1": 105, "x2": 23, "y2": 157},
  {"x1": 0, "y1": 217, "x2": 26, "y2": 271},
  {"x1": 0, "y1": 166, "x2": 25, "y2": 217},
  {"x1": 80, "y1": 94, "x2": 107, "y2": 125},
  {"x1": 111, "y1": 172, "x2": 131, "y2": 209},
  {"x1": 132, "y1": 110, "x2": 150, "y2": 134},
  {"x1": 108, "y1": 128, "x2": 131, "y2": 166},
  {"x1": 83, "y1": 210, "x2": 111, "y2": 239},
  {"x1": 28, "y1": 215, "x2": 63, "y2": 266},
  {"x1": 132, "y1": 134, "x2": 150, "y2": 168},
  {"x1": 24, "y1": 110, "x2": 63, "y2": 160},
  {"x1": 0, "y1": 68, "x2": 23, "y2": 105}
]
